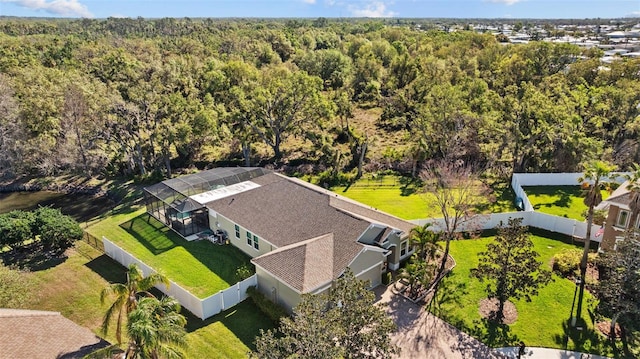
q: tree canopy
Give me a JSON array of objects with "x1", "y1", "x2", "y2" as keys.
[
  {"x1": 0, "y1": 18, "x2": 638, "y2": 180},
  {"x1": 253, "y1": 269, "x2": 398, "y2": 359},
  {"x1": 472, "y1": 217, "x2": 552, "y2": 322}
]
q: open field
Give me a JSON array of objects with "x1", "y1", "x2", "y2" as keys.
[
  {"x1": 329, "y1": 174, "x2": 516, "y2": 220},
  {"x1": 523, "y1": 186, "x2": 610, "y2": 221},
  {"x1": 433, "y1": 232, "x2": 614, "y2": 357},
  {"x1": 86, "y1": 207, "x2": 252, "y2": 298},
  {"x1": 25, "y1": 241, "x2": 274, "y2": 357}
]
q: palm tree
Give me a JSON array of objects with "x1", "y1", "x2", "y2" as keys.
[
  {"x1": 623, "y1": 163, "x2": 640, "y2": 233},
  {"x1": 100, "y1": 263, "x2": 170, "y2": 345},
  {"x1": 409, "y1": 223, "x2": 441, "y2": 261},
  {"x1": 575, "y1": 160, "x2": 616, "y2": 326},
  {"x1": 125, "y1": 296, "x2": 187, "y2": 359}
]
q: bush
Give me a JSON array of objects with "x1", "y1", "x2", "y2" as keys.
[
  {"x1": 235, "y1": 263, "x2": 254, "y2": 281},
  {"x1": 552, "y1": 248, "x2": 597, "y2": 277},
  {"x1": 246, "y1": 286, "x2": 289, "y2": 323},
  {"x1": 382, "y1": 271, "x2": 392, "y2": 285}
]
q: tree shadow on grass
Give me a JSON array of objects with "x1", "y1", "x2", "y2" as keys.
[
  {"x1": 1, "y1": 242, "x2": 68, "y2": 271},
  {"x1": 464, "y1": 317, "x2": 521, "y2": 348},
  {"x1": 399, "y1": 176, "x2": 422, "y2": 197},
  {"x1": 552, "y1": 318, "x2": 633, "y2": 359},
  {"x1": 118, "y1": 213, "x2": 252, "y2": 287},
  {"x1": 184, "y1": 299, "x2": 276, "y2": 351},
  {"x1": 552, "y1": 188, "x2": 573, "y2": 209},
  {"x1": 84, "y1": 254, "x2": 127, "y2": 284},
  {"x1": 119, "y1": 214, "x2": 177, "y2": 255}
]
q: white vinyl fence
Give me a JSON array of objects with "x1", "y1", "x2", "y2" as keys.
[
  {"x1": 102, "y1": 237, "x2": 257, "y2": 320},
  {"x1": 411, "y1": 172, "x2": 631, "y2": 243},
  {"x1": 511, "y1": 172, "x2": 628, "y2": 213},
  {"x1": 411, "y1": 211, "x2": 603, "y2": 242}
]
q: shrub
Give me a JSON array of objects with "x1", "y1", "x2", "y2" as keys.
[
  {"x1": 552, "y1": 248, "x2": 597, "y2": 277},
  {"x1": 382, "y1": 271, "x2": 392, "y2": 285},
  {"x1": 553, "y1": 248, "x2": 582, "y2": 277},
  {"x1": 235, "y1": 263, "x2": 254, "y2": 281},
  {"x1": 246, "y1": 286, "x2": 289, "y2": 323}
]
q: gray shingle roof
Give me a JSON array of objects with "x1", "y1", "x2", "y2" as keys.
[
  {"x1": 0, "y1": 309, "x2": 109, "y2": 359},
  {"x1": 204, "y1": 172, "x2": 415, "y2": 292},
  {"x1": 252, "y1": 233, "x2": 337, "y2": 293},
  {"x1": 206, "y1": 173, "x2": 371, "y2": 249}
]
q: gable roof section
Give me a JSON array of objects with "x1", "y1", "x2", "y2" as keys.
[
  {"x1": 252, "y1": 233, "x2": 335, "y2": 293},
  {"x1": 598, "y1": 180, "x2": 635, "y2": 210}
]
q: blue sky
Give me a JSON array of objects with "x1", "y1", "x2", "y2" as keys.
[{"x1": 0, "y1": 0, "x2": 639, "y2": 19}]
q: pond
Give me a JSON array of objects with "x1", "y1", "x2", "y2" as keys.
[{"x1": 0, "y1": 191, "x2": 115, "y2": 223}]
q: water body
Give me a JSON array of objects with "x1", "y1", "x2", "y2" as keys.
[{"x1": 0, "y1": 191, "x2": 115, "y2": 223}]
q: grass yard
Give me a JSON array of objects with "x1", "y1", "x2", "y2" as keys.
[
  {"x1": 433, "y1": 232, "x2": 614, "y2": 357},
  {"x1": 523, "y1": 186, "x2": 610, "y2": 221},
  {"x1": 86, "y1": 207, "x2": 252, "y2": 298},
  {"x1": 329, "y1": 174, "x2": 515, "y2": 220},
  {"x1": 27, "y1": 241, "x2": 274, "y2": 357}
]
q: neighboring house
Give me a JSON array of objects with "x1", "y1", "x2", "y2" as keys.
[
  {"x1": 0, "y1": 309, "x2": 109, "y2": 359},
  {"x1": 595, "y1": 180, "x2": 638, "y2": 251},
  {"x1": 144, "y1": 167, "x2": 416, "y2": 311}
]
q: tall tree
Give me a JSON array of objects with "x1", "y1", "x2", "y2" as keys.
[
  {"x1": 33, "y1": 207, "x2": 83, "y2": 252},
  {"x1": 623, "y1": 163, "x2": 640, "y2": 231},
  {"x1": 472, "y1": 217, "x2": 552, "y2": 322},
  {"x1": 0, "y1": 74, "x2": 21, "y2": 175},
  {"x1": 243, "y1": 66, "x2": 332, "y2": 160},
  {"x1": 253, "y1": 269, "x2": 398, "y2": 359},
  {"x1": 421, "y1": 161, "x2": 489, "y2": 282},
  {"x1": 596, "y1": 231, "x2": 640, "y2": 344},
  {"x1": 125, "y1": 296, "x2": 187, "y2": 359},
  {"x1": 100, "y1": 263, "x2": 170, "y2": 345},
  {"x1": 575, "y1": 160, "x2": 616, "y2": 326}
]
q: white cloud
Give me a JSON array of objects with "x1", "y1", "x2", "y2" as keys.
[
  {"x1": 627, "y1": 11, "x2": 640, "y2": 17},
  {"x1": 349, "y1": 1, "x2": 397, "y2": 17},
  {"x1": 486, "y1": 0, "x2": 522, "y2": 5},
  {"x1": 302, "y1": 0, "x2": 316, "y2": 4},
  {"x1": 1, "y1": 0, "x2": 93, "y2": 18}
]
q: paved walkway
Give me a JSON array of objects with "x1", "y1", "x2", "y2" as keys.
[
  {"x1": 375, "y1": 285, "x2": 609, "y2": 359},
  {"x1": 495, "y1": 346, "x2": 612, "y2": 359},
  {"x1": 375, "y1": 285, "x2": 505, "y2": 358}
]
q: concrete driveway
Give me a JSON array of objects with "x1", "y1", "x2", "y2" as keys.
[{"x1": 375, "y1": 285, "x2": 505, "y2": 359}]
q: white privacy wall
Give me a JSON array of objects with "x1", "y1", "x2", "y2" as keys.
[
  {"x1": 103, "y1": 237, "x2": 257, "y2": 320},
  {"x1": 412, "y1": 172, "x2": 630, "y2": 243}
]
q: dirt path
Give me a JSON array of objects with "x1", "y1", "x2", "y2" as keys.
[{"x1": 375, "y1": 285, "x2": 506, "y2": 359}]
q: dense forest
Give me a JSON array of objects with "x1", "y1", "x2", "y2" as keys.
[{"x1": 0, "y1": 17, "x2": 639, "y2": 182}]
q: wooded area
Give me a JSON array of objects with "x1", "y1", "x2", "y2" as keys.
[{"x1": 0, "y1": 17, "x2": 639, "y2": 181}]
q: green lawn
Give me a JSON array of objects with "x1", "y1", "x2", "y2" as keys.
[
  {"x1": 523, "y1": 186, "x2": 610, "y2": 221},
  {"x1": 86, "y1": 207, "x2": 253, "y2": 298},
  {"x1": 28, "y1": 241, "x2": 274, "y2": 358},
  {"x1": 328, "y1": 174, "x2": 515, "y2": 220},
  {"x1": 433, "y1": 232, "x2": 615, "y2": 356}
]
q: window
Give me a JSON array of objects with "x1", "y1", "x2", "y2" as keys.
[
  {"x1": 235, "y1": 224, "x2": 240, "y2": 239},
  {"x1": 253, "y1": 235, "x2": 259, "y2": 250},
  {"x1": 246, "y1": 231, "x2": 252, "y2": 246},
  {"x1": 400, "y1": 241, "x2": 407, "y2": 257},
  {"x1": 616, "y1": 210, "x2": 629, "y2": 227}
]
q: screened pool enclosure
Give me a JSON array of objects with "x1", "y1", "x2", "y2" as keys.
[{"x1": 143, "y1": 167, "x2": 269, "y2": 237}]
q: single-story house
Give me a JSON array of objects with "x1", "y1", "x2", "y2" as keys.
[
  {"x1": 144, "y1": 167, "x2": 416, "y2": 311},
  {"x1": 595, "y1": 180, "x2": 638, "y2": 251}
]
